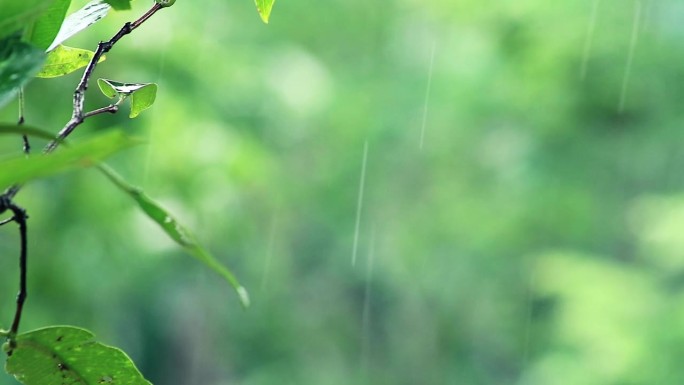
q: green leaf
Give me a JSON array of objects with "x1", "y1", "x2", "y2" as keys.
[
  {"x1": 97, "y1": 164, "x2": 251, "y2": 308},
  {"x1": 97, "y1": 79, "x2": 158, "y2": 118},
  {"x1": 24, "y1": 0, "x2": 72, "y2": 51},
  {"x1": 36, "y1": 45, "x2": 102, "y2": 78},
  {"x1": 0, "y1": 131, "x2": 141, "y2": 189},
  {"x1": 103, "y1": 0, "x2": 132, "y2": 10},
  {"x1": 0, "y1": 124, "x2": 55, "y2": 141},
  {"x1": 254, "y1": 0, "x2": 276, "y2": 23},
  {"x1": 47, "y1": 0, "x2": 111, "y2": 52},
  {"x1": 0, "y1": 0, "x2": 53, "y2": 40},
  {"x1": 0, "y1": 33, "x2": 45, "y2": 109},
  {"x1": 5, "y1": 326, "x2": 151, "y2": 385}
]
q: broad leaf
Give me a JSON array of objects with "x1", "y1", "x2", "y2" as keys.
[
  {"x1": 24, "y1": 0, "x2": 71, "y2": 51},
  {"x1": 0, "y1": 131, "x2": 141, "y2": 190},
  {"x1": 97, "y1": 164, "x2": 251, "y2": 308},
  {"x1": 0, "y1": 33, "x2": 45, "y2": 109},
  {"x1": 0, "y1": 124, "x2": 55, "y2": 141},
  {"x1": 98, "y1": 79, "x2": 157, "y2": 118},
  {"x1": 0, "y1": 0, "x2": 53, "y2": 40},
  {"x1": 255, "y1": 0, "x2": 276, "y2": 23},
  {"x1": 5, "y1": 326, "x2": 151, "y2": 385},
  {"x1": 36, "y1": 45, "x2": 102, "y2": 78},
  {"x1": 47, "y1": 0, "x2": 111, "y2": 52},
  {"x1": 103, "y1": 0, "x2": 132, "y2": 10}
]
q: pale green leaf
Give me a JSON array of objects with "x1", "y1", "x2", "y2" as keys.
[
  {"x1": 255, "y1": 0, "x2": 276, "y2": 23},
  {"x1": 47, "y1": 0, "x2": 111, "y2": 52},
  {"x1": 24, "y1": 0, "x2": 71, "y2": 51},
  {"x1": 0, "y1": 33, "x2": 45, "y2": 109},
  {"x1": 36, "y1": 45, "x2": 102, "y2": 78},
  {"x1": 5, "y1": 326, "x2": 151, "y2": 385},
  {"x1": 0, "y1": 131, "x2": 141, "y2": 190},
  {"x1": 129, "y1": 84, "x2": 157, "y2": 118},
  {"x1": 97, "y1": 164, "x2": 251, "y2": 308}
]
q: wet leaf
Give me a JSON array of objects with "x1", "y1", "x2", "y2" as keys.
[
  {"x1": 255, "y1": 0, "x2": 276, "y2": 23},
  {"x1": 0, "y1": 131, "x2": 141, "y2": 190},
  {"x1": 0, "y1": 0, "x2": 52, "y2": 40},
  {"x1": 98, "y1": 79, "x2": 157, "y2": 118},
  {"x1": 97, "y1": 164, "x2": 251, "y2": 308},
  {"x1": 103, "y1": 0, "x2": 132, "y2": 10},
  {"x1": 0, "y1": 33, "x2": 45, "y2": 109},
  {"x1": 24, "y1": 0, "x2": 71, "y2": 51},
  {"x1": 36, "y1": 45, "x2": 102, "y2": 78},
  {"x1": 5, "y1": 326, "x2": 151, "y2": 385},
  {"x1": 47, "y1": 0, "x2": 111, "y2": 52}
]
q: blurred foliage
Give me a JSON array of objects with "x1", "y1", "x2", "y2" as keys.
[{"x1": 2, "y1": 0, "x2": 684, "y2": 384}]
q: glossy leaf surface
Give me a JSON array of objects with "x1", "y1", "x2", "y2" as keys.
[
  {"x1": 5, "y1": 326, "x2": 151, "y2": 385},
  {"x1": 47, "y1": 0, "x2": 111, "y2": 52},
  {"x1": 24, "y1": 0, "x2": 71, "y2": 51},
  {"x1": 0, "y1": 0, "x2": 52, "y2": 40}
]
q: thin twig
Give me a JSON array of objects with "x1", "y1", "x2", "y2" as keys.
[
  {"x1": 2, "y1": 3, "x2": 165, "y2": 202},
  {"x1": 84, "y1": 104, "x2": 119, "y2": 118},
  {"x1": 6, "y1": 202, "x2": 27, "y2": 344},
  {"x1": 18, "y1": 88, "x2": 29, "y2": 154},
  {"x1": 44, "y1": 3, "x2": 164, "y2": 153},
  {"x1": 0, "y1": 4, "x2": 166, "y2": 341}
]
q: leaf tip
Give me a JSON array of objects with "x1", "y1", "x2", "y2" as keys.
[{"x1": 237, "y1": 286, "x2": 250, "y2": 308}]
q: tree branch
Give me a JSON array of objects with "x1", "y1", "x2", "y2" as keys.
[
  {"x1": 44, "y1": 2, "x2": 164, "y2": 153},
  {"x1": 0, "y1": 197, "x2": 28, "y2": 345}
]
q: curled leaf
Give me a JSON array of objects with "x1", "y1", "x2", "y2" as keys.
[{"x1": 97, "y1": 78, "x2": 157, "y2": 118}]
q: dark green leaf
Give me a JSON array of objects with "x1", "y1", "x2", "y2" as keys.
[
  {"x1": 0, "y1": 131, "x2": 141, "y2": 189},
  {"x1": 0, "y1": 0, "x2": 53, "y2": 40},
  {"x1": 24, "y1": 0, "x2": 72, "y2": 51},
  {"x1": 0, "y1": 124, "x2": 55, "y2": 141},
  {"x1": 98, "y1": 79, "x2": 158, "y2": 118},
  {"x1": 47, "y1": 0, "x2": 110, "y2": 52},
  {"x1": 255, "y1": 0, "x2": 276, "y2": 23},
  {"x1": 103, "y1": 0, "x2": 131, "y2": 11},
  {"x1": 5, "y1": 326, "x2": 151, "y2": 385},
  {"x1": 36, "y1": 45, "x2": 101, "y2": 78},
  {"x1": 97, "y1": 164, "x2": 251, "y2": 308},
  {"x1": 0, "y1": 33, "x2": 45, "y2": 109}
]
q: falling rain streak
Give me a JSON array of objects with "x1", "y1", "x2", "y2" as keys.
[
  {"x1": 419, "y1": 42, "x2": 436, "y2": 150},
  {"x1": 580, "y1": 0, "x2": 601, "y2": 80},
  {"x1": 619, "y1": 0, "x2": 642, "y2": 112},
  {"x1": 352, "y1": 141, "x2": 369, "y2": 267}
]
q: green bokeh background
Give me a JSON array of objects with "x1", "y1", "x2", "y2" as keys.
[{"x1": 2, "y1": 0, "x2": 684, "y2": 384}]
